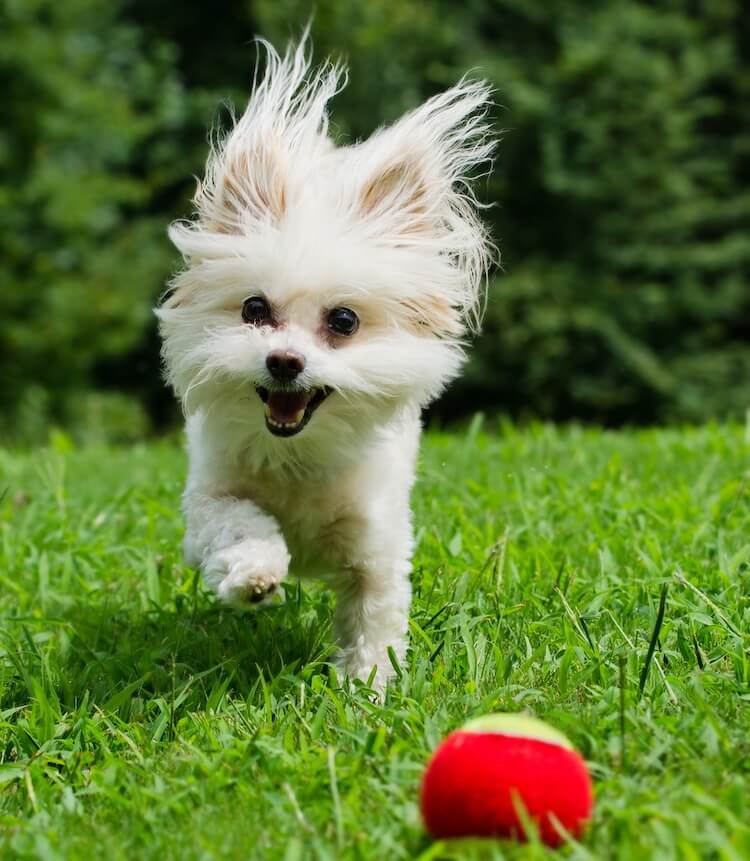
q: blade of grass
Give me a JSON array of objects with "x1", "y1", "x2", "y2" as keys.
[{"x1": 639, "y1": 583, "x2": 669, "y2": 698}]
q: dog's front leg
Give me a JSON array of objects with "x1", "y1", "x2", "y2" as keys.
[
  {"x1": 183, "y1": 492, "x2": 289, "y2": 607},
  {"x1": 331, "y1": 527, "x2": 413, "y2": 690}
]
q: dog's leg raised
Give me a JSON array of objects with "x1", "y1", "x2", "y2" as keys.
[{"x1": 183, "y1": 492, "x2": 290, "y2": 607}]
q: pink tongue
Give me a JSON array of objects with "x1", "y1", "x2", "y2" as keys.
[{"x1": 267, "y1": 390, "x2": 312, "y2": 423}]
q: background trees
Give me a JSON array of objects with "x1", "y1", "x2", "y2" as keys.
[{"x1": 2, "y1": 0, "x2": 748, "y2": 439}]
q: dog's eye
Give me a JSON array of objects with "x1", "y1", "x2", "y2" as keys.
[
  {"x1": 242, "y1": 296, "x2": 272, "y2": 326},
  {"x1": 327, "y1": 307, "x2": 359, "y2": 337}
]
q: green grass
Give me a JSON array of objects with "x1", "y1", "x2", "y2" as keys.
[{"x1": 1, "y1": 422, "x2": 749, "y2": 860}]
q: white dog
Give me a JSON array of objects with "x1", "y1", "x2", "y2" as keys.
[{"x1": 157, "y1": 39, "x2": 495, "y2": 689}]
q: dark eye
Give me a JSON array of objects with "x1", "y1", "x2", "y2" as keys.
[
  {"x1": 242, "y1": 296, "x2": 272, "y2": 326},
  {"x1": 327, "y1": 307, "x2": 359, "y2": 337}
]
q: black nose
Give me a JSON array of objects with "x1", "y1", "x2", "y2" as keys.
[{"x1": 266, "y1": 349, "x2": 305, "y2": 381}]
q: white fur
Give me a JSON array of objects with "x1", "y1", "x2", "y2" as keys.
[{"x1": 156, "y1": 38, "x2": 495, "y2": 690}]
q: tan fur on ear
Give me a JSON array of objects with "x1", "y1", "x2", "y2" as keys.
[
  {"x1": 360, "y1": 159, "x2": 434, "y2": 236},
  {"x1": 199, "y1": 139, "x2": 287, "y2": 234},
  {"x1": 361, "y1": 161, "x2": 424, "y2": 213}
]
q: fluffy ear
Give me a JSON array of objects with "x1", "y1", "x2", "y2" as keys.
[
  {"x1": 356, "y1": 79, "x2": 497, "y2": 332},
  {"x1": 195, "y1": 134, "x2": 288, "y2": 234},
  {"x1": 360, "y1": 158, "x2": 431, "y2": 231},
  {"x1": 188, "y1": 38, "x2": 342, "y2": 235},
  {"x1": 357, "y1": 78, "x2": 494, "y2": 225}
]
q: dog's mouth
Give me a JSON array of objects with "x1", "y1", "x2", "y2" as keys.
[{"x1": 255, "y1": 386, "x2": 331, "y2": 437}]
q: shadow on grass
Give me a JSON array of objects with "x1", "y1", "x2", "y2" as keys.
[{"x1": 3, "y1": 582, "x2": 336, "y2": 716}]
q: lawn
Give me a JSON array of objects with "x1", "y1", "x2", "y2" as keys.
[{"x1": 1, "y1": 422, "x2": 748, "y2": 860}]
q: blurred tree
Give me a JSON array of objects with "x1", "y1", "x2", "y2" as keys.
[
  {"x1": 0, "y1": 0, "x2": 189, "y2": 438},
  {"x1": 459, "y1": 0, "x2": 750, "y2": 423}
]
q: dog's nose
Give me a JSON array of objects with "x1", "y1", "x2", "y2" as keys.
[{"x1": 266, "y1": 349, "x2": 305, "y2": 381}]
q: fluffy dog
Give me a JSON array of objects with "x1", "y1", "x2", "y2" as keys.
[{"x1": 157, "y1": 39, "x2": 495, "y2": 689}]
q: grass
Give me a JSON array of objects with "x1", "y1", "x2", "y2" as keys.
[{"x1": 1, "y1": 421, "x2": 749, "y2": 860}]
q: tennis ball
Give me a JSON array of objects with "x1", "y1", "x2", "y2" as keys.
[{"x1": 420, "y1": 713, "x2": 593, "y2": 847}]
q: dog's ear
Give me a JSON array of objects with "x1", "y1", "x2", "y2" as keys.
[
  {"x1": 195, "y1": 135, "x2": 287, "y2": 235},
  {"x1": 356, "y1": 80, "x2": 496, "y2": 335},
  {"x1": 184, "y1": 40, "x2": 341, "y2": 238},
  {"x1": 359, "y1": 156, "x2": 432, "y2": 234},
  {"x1": 356, "y1": 79, "x2": 494, "y2": 240}
]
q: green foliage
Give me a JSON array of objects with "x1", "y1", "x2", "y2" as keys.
[
  {"x1": 0, "y1": 0, "x2": 189, "y2": 437},
  {"x1": 463, "y1": 0, "x2": 750, "y2": 423},
  {"x1": 1, "y1": 0, "x2": 748, "y2": 435},
  {"x1": 1, "y1": 426, "x2": 749, "y2": 857}
]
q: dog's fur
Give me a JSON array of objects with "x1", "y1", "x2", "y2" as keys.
[{"x1": 157, "y1": 39, "x2": 495, "y2": 689}]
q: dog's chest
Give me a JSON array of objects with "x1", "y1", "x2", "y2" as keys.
[{"x1": 241, "y1": 469, "x2": 364, "y2": 573}]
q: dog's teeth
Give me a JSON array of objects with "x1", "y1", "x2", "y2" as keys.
[
  {"x1": 263, "y1": 395, "x2": 314, "y2": 431},
  {"x1": 266, "y1": 415, "x2": 303, "y2": 430}
]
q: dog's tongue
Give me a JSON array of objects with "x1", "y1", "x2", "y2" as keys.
[{"x1": 267, "y1": 390, "x2": 312, "y2": 424}]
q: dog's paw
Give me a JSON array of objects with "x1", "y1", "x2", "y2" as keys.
[
  {"x1": 204, "y1": 540, "x2": 290, "y2": 608},
  {"x1": 335, "y1": 637, "x2": 402, "y2": 695}
]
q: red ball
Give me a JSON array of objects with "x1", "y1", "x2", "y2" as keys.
[{"x1": 420, "y1": 714, "x2": 593, "y2": 847}]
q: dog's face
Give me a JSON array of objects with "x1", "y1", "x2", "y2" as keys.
[{"x1": 157, "y1": 42, "x2": 494, "y2": 462}]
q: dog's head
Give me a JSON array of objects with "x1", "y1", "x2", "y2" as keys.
[{"x1": 157, "y1": 40, "x2": 495, "y2": 464}]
